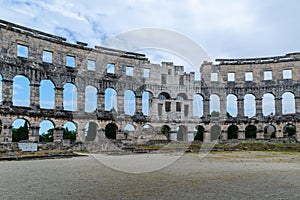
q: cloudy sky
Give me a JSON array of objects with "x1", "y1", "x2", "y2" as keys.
[{"x1": 1, "y1": 0, "x2": 299, "y2": 62}]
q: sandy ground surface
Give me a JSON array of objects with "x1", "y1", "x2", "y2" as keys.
[{"x1": 0, "y1": 151, "x2": 300, "y2": 200}]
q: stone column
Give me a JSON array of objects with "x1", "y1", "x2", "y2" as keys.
[
  {"x1": 2, "y1": 79, "x2": 13, "y2": 107},
  {"x1": 30, "y1": 83, "x2": 40, "y2": 109},
  {"x1": 295, "y1": 96, "x2": 300, "y2": 114},
  {"x1": 255, "y1": 97, "x2": 263, "y2": 118},
  {"x1": 53, "y1": 126, "x2": 64, "y2": 142},
  {"x1": 77, "y1": 87, "x2": 85, "y2": 112},
  {"x1": 275, "y1": 97, "x2": 282, "y2": 115},
  {"x1": 55, "y1": 87, "x2": 64, "y2": 110},
  {"x1": 203, "y1": 98, "x2": 210, "y2": 117},
  {"x1": 237, "y1": 97, "x2": 244, "y2": 117},
  {"x1": 29, "y1": 126, "x2": 40, "y2": 142},
  {"x1": 117, "y1": 94, "x2": 124, "y2": 114},
  {"x1": 220, "y1": 96, "x2": 227, "y2": 117},
  {"x1": 97, "y1": 92, "x2": 105, "y2": 112},
  {"x1": 135, "y1": 95, "x2": 143, "y2": 115}
]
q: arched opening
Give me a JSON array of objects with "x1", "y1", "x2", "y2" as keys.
[
  {"x1": 194, "y1": 125, "x2": 204, "y2": 141},
  {"x1": 39, "y1": 120, "x2": 54, "y2": 142},
  {"x1": 13, "y1": 75, "x2": 30, "y2": 107},
  {"x1": 263, "y1": 93, "x2": 275, "y2": 116},
  {"x1": 12, "y1": 119, "x2": 30, "y2": 142},
  {"x1": 63, "y1": 121, "x2": 77, "y2": 142},
  {"x1": 227, "y1": 94, "x2": 237, "y2": 117},
  {"x1": 124, "y1": 124, "x2": 135, "y2": 139},
  {"x1": 105, "y1": 88, "x2": 117, "y2": 111},
  {"x1": 124, "y1": 90, "x2": 136, "y2": 116},
  {"x1": 210, "y1": 125, "x2": 221, "y2": 141},
  {"x1": 161, "y1": 125, "x2": 171, "y2": 140},
  {"x1": 176, "y1": 93, "x2": 188, "y2": 100},
  {"x1": 227, "y1": 125, "x2": 238, "y2": 139},
  {"x1": 85, "y1": 86, "x2": 97, "y2": 113},
  {"x1": 282, "y1": 92, "x2": 295, "y2": 114},
  {"x1": 142, "y1": 91, "x2": 152, "y2": 116},
  {"x1": 177, "y1": 125, "x2": 187, "y2": 141},
  {"x1": 85, "y1": 121, "x2": 98, "y2": 141},
  {"x1": 244, "y1": 94, "x2": 256, "y2": 117},
  {"x1": 264, "y1": 124, "x2": 276, "y2": 139},
  {"x1": 105, "y1": 123, "x2": 118, "y2": 139},
  {"x1": 193, "y1": 94, "x2": 203, "y2": 117},
  {"x1": 63, "y1": 83, "x2": 77, "y2": 111},
  {"x1": 40, "y1": 80, "x2": 55, "y2": 109},
  {"x1": 283, "y1": 124, "x2": 296, "y2": 137},
  {"x1": 210, "y1": 94, "x2": 220, "y2": 117},
  {"x1": 158, "y1": 92, "x2": 171, "y2": 100},
  {"x1": 245, "y1": 125, "x2": 257, "y2": 139}
]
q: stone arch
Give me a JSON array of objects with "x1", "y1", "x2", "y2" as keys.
[
  {"x1": 63, "y1": 83, "x2": 77, "y2": 111},
  {"x1": 40, "y1": 79, "x2": 55, "y2": 109},
  {"x1": 282, "y1": 92, "x2": 295, "y2": 114},
  {"x1": 124, "y1": 124, "x2": 135, "y2": 139},
  {"x1": 177, "y1": 125, "x2": 187, "y2": 141},
  {"x1": 210, "y1": 94, "x2": 220, "y2": 116},
  {"x1": 13, "y1": 75, "x2": 30, "y2": 107},
  {"x1": 245, "y1": 125, "x2": 257, "y2": 139},
  {"x1": 85, "y1": 85, "x2": 97, "y2": 113},
  {"x1": 158, "y1": 92, "x2": 171, "y2": 100},
  {"x1": 124, "y1": 90, "x2": 136, "y2": 116},
  {"x1": 227, "y1": 124, "x2": 238, "y2": 139},
  {"x1": 63, "y1": 121, "x2": 77, "y2": 142},
  {"x1": 262, "y1": 93, "x2": 275, "y2": 116},
  {"x1": 194, "y1": 125, "x2": 204, "y2": 141},
  {"x1": 84, "y1": 121, "x2": 98, "y2": 141},
  {"x1": 39, "y1": 120, "x2": 55, "y2": 142},
  {"x1": 176, "y1": 93, "x2": 188, "y2": 100},
  {"x1": 264, "y1": 124, "x2": 276, "y2": 139},
  {"x1": 12, "y1": 118, "x2": 30, "y2": 142},
  {"x1": 210, "y1": 125, "x2": 221, "y2": 141},
  {"x1": 105, "y1": 88, "x2": 118, "y2": 111},
  {"x1": 227, "y1": 94, "x2": 237, "y2": 117},
  {"x1": 193, "y1": 94, "x2": 204, "y2": 117},
  {"x1": 105, "y1": 123, "x2": 118, "y2": 139},
  {"x1": 161, "y1": 125, "x2": 171, "y2": 140},
  {"x1": 244, "y1": 94, "x2": 256, "y2": 117},
  {"x1": 283, "y1": 124, "x2": 296, "y2": 137}
]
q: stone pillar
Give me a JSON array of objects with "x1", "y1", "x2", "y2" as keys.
[
  {"x1": 237, "y1": 97, "x2": 244, "y2": 117},
  {"x1": 53, "y1": 126, "x2": 64, "y2": 142},
  {"x1": 29, "y1": 126, "x2": 40, "y2": 142},
  {"x1": 2, "y1": 79, "x2": 13, "y2": 107},
  {"x1": 238, "y1": 123, "x2": 245, "y2": 139},
  {"x1": 203, "y1": 98, "x2": 210, "y2": 117},
  {"x1": 55, "y1": 87, "x2": 64, "y2": 110},
  {"x1": 77, "y1": 87, "x2": 85, "y2": 112},
  {"x1": 275, "y1": 97, "x2": 282, "y2": 115},
  {"x1": 30, "y1": 83, "x2": 40, "y2": 109},
  {"x1": 255, "y1": 98, "x2": 263, "y2": 118},
  {"x1": 117, "y1": 94, "x2": 124, "y2": 114},
  {"x1": 1, "y1": 122, "x2": 12, "y2": 142},
  {"x1": 220, "y1": 96, "x2": 227, "y2": 117},
  {"x1": 135, "y1": 95, "x2": 143, "y2": 114},
  {"x1": 295, "y1": 96, "x2": 300, "y2": 114},
  {"x1": 97, "y1": 92, "x2": 105, "y2": 111}
]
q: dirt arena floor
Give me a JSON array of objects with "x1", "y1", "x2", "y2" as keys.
[{"x1": 0, "y1": 151, "x2": 299, "y2": 200}]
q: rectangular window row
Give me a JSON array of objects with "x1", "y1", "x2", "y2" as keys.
[
  {"x1": 17, "y1": 43, "x2": 151, "y2": 78},
  {"x1": 210, "y1": 70, "x2": 293, "y2": 82}
]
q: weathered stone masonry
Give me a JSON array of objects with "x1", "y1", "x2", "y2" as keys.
[{"x1": 0, "y1": 19, "x2": 299, "y2": 144}]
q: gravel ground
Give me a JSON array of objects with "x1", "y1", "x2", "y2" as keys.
[{"x1": 0, "y1": 151, "x2": 299, "y2": 200}]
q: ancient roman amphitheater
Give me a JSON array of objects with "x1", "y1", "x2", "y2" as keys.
[{"x1": 0, "y1": 19, "x2": 299, "y2": 147}]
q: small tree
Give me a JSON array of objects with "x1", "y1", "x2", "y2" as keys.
[{"x1": 12, "y1": 121, "x2": 29, "y2": 142}]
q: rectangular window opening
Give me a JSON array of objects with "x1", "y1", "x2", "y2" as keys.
[
  {"x1": 165, "y1": 102, "x2": 171, "y2": 112},
  {"x1": 107, "y1": 63, "x2": 115, "y2": 74},
  {"x1": 158, "y1": 103, "x2": 163, "y2": 116},
  {"x1": 211, "y1": 73, "x2": 218, "y2": 82},
  {"x1": 126, "y1": 66, "x2": 134, "y2": 76},
  {"x1": 264, "y1": 70, "x2": 272, "y2": 80},
  {"x1": 283, "y1": 69, "x2": 292, "y2": 79},
  {"x1": 228, "y1": 72, "x2": 235, "y2": 81},
  {"x1": 245, "y1": 72, "x2": 253, "y2": 81},
  {"x1": 144, "y1": 69, "x2": 150, "y2": 78},
  {"x1": 176, "y1": 102, "x2": 181, "y2": 112},
  {"x1": 17, "y1": 44, "x2": 28, "y2": 58},
  {"x1": 43, "y1": 51, "x2": 53, "y2": 63},
  {"x1": 66, "y1": 55, "x2": 75, "y2": 67},
  {"x1": 88, "y1": 60, "x2": 95, "y2": 71}
]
